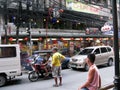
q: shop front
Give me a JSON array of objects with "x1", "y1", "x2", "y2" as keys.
[{"x1": 4, "y1": 34, "x2": 113, "y2": 56}]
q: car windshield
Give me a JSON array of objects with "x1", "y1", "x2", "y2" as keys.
[{"x1": 78, "y1": 48, "x2": 93, "y2": 55}]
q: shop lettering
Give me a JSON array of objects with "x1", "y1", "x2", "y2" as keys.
[
  {"x1": 90, "y1": 7, "x2": 99, "y2": 13},
  {"x1": 74, "y1": 3, "x2": 89, "y2": 10},
  {"x1": 73, "y1": 3, "x2": 99, "y2": 14}
]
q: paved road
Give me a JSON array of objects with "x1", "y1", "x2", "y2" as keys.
[{"x1": 1, "y1": 65, "x2": 114, "y2": 90}]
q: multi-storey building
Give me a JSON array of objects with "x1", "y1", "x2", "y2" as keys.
[{"x1": 0, "y1": 0, "x2": 114, "y2": 52}]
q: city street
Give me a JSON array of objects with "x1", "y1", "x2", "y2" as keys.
[
  {"x1": 0, "y1": 0, "x2": 119, "y2": 89},
  {"x1": 1, "y1": 65, "x2": 114, "y2": 90}
]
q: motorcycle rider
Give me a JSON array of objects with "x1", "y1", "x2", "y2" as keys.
[{"x1": 42, "y1": 53, "x2": 52, "y2": 77}]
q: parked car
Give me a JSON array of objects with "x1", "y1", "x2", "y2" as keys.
[{"x1": 69, "y1": 46, "x2": 114, "y2": 71}]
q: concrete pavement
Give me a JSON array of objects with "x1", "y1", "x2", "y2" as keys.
[
  {"x1": 22, "y1": 72, "x2": 114, "y2": 90},
  {"x1": 22, "y1": 66, "x2": 115, "y2": 90}
]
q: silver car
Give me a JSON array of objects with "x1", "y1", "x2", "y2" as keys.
[{"x1": 69, "y1": 46, "x2": 114, "y2": 71}]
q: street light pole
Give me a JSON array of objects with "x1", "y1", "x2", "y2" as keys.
[
  {"x1": 26, "y1": 0, "x2": 32, "y2": 55},
  {"x1": 3, "y1": 0, "x2": 8, "y2": 44},
  {"x1": 45, "y1": 8, "x2": 52, "y2": 49},
  {"x1": 16, "y1": 1, "x2": 22, "y2": 44},
  {"x1": 112, "y1": 0, "x2": 120, "y2": 90}
]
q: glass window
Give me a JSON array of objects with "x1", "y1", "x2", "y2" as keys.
[
  {"x1": 94, "y1": 48, "x2": 100, "y2": 54},
  {"x1": 107, "y1": 47, "x2": 112, "y2": 52},
  {"x1": 100, "y1": 47, "x2": 107, "y2": 53},
  {"x1": 79, "y1": 49, "x2": 93, "y2": 55},
  {"x1": 0, "y1": 47, "x2": 16, "y2": 58}
]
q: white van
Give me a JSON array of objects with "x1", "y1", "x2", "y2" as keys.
[{"x1": 0, "y1": 44, "x2": 22, "y2": 86}]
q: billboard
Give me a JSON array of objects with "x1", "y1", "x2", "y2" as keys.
[
  {"x1": 101, "y1": 24, "x2": 114, "y2": 35},
  {"x1": 66, "y1": 0, "x2": 111, "y2": 17}
]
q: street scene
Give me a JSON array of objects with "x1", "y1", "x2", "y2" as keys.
[
  {"x1": 0, "y1": 0, "x2": 120, "y2": 90},
  {"x1": 1, "y1": 66, "x2": 114, "y2": 90}
]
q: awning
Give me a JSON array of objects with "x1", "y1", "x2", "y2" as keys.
[{"x1": 61, "y1": 10, "x2": 108, "y2": 27}]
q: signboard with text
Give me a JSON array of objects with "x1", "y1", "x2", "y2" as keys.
[
  {"x1": 66, "y1": 0, "x2": 111, "y2": 17},
  {"x1": 101, "y1": 24, "x2": 114, "y2": 35},
  {"x1": 85, "y1": 28, "x2": 101, "y2": 35}
]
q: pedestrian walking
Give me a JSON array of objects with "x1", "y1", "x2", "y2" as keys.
[
  {"x1": 51, "y1": 47, "x2": 65, "y2": 87},
  {"x1": 78, "y1": 53, "x2": 101, "y2": 90}
]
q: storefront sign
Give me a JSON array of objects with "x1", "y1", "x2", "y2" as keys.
[
  {"x1": 66, "y1": 0, "x2": 110, "y2": 16},
  {"x1": 101, "y1": 21, "x2": 120, "y2": 37},
  {"x1": 101, "y1": 23, "x2": 114, "y2": 35},
  {"x1": 85, "y1": 28, "x2": 100, "y2": 35}
]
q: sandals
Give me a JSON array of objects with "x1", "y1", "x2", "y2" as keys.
[
  {"x1": 59, "y1": 83, "x2": 62, "y2": 86},
  {"x1": 53, "y1": 83, "x2": 62, "y2": 87},
  {"x1": 53, "y1": 84, "x2": 58, "y2": 87}
]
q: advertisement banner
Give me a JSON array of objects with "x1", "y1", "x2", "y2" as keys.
[
  {"x1": 101, "y1": 20, "x2": 120, "y2": 38},
  {"x1": 66, "y1": 0, "x2": 110, "y2": 16},
  {"x1": 101, "y1": 24, "x2": 114, "y2": 35}
]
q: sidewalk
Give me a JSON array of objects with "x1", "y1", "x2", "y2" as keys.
[
  {"x1": 100, "y1": 83, "x2": 114, "y2": 90},
  {"x1": 22, "y1": 70, "x2": 114, "y2": 90}
]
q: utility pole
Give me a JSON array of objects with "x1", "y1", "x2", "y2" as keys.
[
  {"x1": 112, "y1": 0, "x2": 120, "y2": 90},
  {"x1": 26, "y1": 0, "x2": 32, "y2": 55},
  {"x1": 3, "y1": 0, "x2": 8, "y2": 44},
  {"x1": 16, "y1": 1, "x2": 22, "y2": 44}
]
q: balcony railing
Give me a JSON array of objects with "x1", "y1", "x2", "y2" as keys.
[{"x1": 1, "y1": 28, "x2": 85, "y2": 36}]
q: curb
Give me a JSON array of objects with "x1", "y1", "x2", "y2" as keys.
[{"x1": 100, "y1": 83, "x2": 114, "y2": 90}]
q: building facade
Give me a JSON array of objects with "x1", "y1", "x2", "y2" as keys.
[{"x1": 0, "y1": 0, "x2": 113, "y2": 53}]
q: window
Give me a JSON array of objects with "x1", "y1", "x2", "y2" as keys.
[
  {"x1": 79, "y1": 49, "x2": 93, "y2": 55},
  {"x1": 100, "y1": 47, "x2": 107, "y2": 53},
  {"x1": 94, "y1": 48, "x2": 100, "y2": 54},
  {"x1": 0, "y1": 47, "x2": 16, "y2": 58},
  {"x1": 107, "y1": 47, "x2": 112, "y2": 52}
]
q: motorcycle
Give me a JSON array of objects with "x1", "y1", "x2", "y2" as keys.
[{"x1": 28, "y1": 55, "x2": 52, "y2": 82}]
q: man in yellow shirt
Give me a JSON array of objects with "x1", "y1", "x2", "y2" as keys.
[{"x1": 52, "y1": 47, "x2": 65, "y2": 87}]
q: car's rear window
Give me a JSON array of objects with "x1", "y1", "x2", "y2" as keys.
[{"x1": 79, "y1": 49, "x2": 93, "y2": 55}]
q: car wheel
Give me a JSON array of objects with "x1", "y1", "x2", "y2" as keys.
[
  {"x1": 84, "y1": 64, "x2": 89, "y2": 71},
  {"x1": 107, "y1": 58, "x2": 113, "y2": 66},
  {"x1": 0, "y1": 75, "x2": 7, "y2": 87}
]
